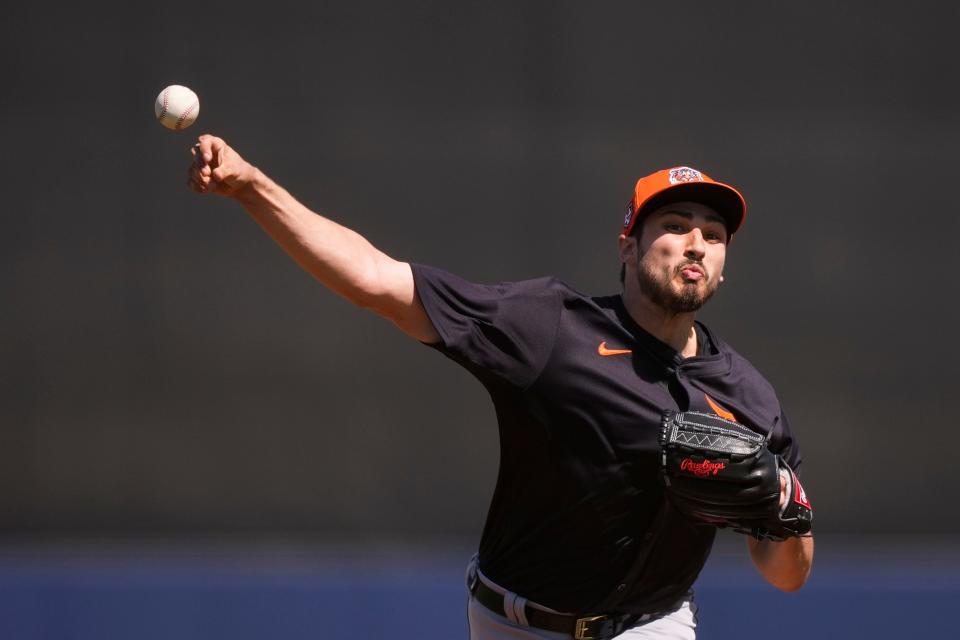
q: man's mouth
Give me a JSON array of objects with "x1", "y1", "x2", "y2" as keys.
[{"x1": 679, "y1": 263, "x2": 706, "y2": 282}]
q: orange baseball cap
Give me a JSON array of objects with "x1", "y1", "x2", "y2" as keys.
[{"x1": 622, "y1": 166, "x2": 747, "y2": 238}]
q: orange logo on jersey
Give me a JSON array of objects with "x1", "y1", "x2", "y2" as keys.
[
  {"x1": 598, "y1": 341, "x2": 632, "y2": 356},
  {"x1": 704, "y1": 394, "x2": 736, "y2": 422}
]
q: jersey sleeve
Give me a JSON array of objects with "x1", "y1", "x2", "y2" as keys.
[{"x1": 411, "y1": 264, "x2": 563, "y2": 389}]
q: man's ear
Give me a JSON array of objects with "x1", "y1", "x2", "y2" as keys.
[{"x1": 618, "y1": 233, "x2": 637, "y2": 266}]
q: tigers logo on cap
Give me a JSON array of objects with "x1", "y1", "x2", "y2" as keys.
[
  {"x1": 668, "y1": 167, "x2": 704, "y2": 184},
  {"x1": 624, "y1": 202, "x2": 634, "y2": 228}
]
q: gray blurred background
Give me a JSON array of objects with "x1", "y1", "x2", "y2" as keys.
[
  {"x1": 5, "y1": 0, "x2": 955, "y2": 538},
  {"x1": 1, "y1": 0, "x2": 958, "y2": 636}
]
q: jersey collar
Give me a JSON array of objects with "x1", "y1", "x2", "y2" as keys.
[{"x1": 613, "y1": 295, "x2": 729, "y2": 375}]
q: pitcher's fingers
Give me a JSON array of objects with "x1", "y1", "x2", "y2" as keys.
[
  {"x1": 187, "y1": 171, "x2": 206, "y2": 193},
  {"x1": 191, "y1": 143, "x2": 205, "y2": 171},
  {"x1": 188, "y1": 162, "x2": 211, "y2": 190},
  {"x1": 207, "y1": 180, "x2": 226, "y2": 195},
  {"x1": 196, "y1": 134, "x2": 222, "y2": 164},
  {"x1": 207, "y1": 137, "x2": 226, "y2": 167},
  {"x1": 191, "y1": 146, "x2": 212, "y2": 176}
]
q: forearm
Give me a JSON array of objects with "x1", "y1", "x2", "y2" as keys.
[
  {"x1": 189, "y1": 135, "x2": 438, "y2": 342},
  {"x1": 747, "y1": 533, "x2": 814, "y2": 592},
  {"x1": 234, "y1": 168, "x2": 400, "y2": 311}
]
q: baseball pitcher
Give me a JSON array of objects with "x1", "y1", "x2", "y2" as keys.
[{"x1": 187, "y1": 136, "x2": 814, "y2": 640}]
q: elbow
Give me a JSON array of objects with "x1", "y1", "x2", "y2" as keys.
[
  {"x1": 774, "y1": 576, "x2": 808, "y2": 593},
  {"x1": 749, "y1": 538, "x2": 814, "y2": 594},
  {"x1": 749, "y1": 533, "x2": 815, "y2": 594},
  {"x1": 769, "y1": 562, "x2": 812, "y2": 593}
]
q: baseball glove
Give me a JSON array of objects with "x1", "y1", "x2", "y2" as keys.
[{"x1": 658, "y1": 410, "x2": 813, "y2": 541}]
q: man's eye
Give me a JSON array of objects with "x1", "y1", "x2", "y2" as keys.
[{"x1": 665, "y1": 223, "x2": 685, "y2": 232}]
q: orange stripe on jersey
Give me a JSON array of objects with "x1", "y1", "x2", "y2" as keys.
[{"x1": 705, "y1": 394, "x2": 736, "y2": 422}]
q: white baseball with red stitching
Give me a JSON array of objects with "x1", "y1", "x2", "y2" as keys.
[{"x1": 154, "y1": 85, "x2": 200, "y2": 130}]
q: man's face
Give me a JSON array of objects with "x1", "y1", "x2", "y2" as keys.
[{"x1": 621, "y1": 201, "x2": 728, "y2": 314}]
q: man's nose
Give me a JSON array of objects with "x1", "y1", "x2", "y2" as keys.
[{"x1": 684, "y1": 229, "x2": 707, "y2": 260}]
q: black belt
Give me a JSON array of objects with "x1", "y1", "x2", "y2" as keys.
[{"x1": 469, "y1": 575, "x2": 640, "y2": 640}]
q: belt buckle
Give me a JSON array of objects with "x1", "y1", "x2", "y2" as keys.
[{"x1": 574, "y1": 614, "x2": 609, "y2": 640}]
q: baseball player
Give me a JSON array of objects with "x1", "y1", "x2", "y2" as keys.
[{"x1": 187, "y1": 135, "x2": 814, "y2": 640}]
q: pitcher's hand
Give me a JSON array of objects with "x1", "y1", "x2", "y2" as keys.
[{"x1": 188, "y1": 134, "x2": 257, "y2": 197}]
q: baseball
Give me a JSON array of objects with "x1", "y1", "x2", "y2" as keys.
[{"x1": 155, "y1": 85, "x2": 200, "y2": 130}]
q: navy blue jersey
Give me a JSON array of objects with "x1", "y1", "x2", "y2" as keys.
[{"x1": 412, "y1": 264, "x2": 801, "y2": 615}]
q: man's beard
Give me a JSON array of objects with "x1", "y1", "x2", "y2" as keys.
[{"x1": 635, "y1": 252, "x2": 719, "y2": 314}]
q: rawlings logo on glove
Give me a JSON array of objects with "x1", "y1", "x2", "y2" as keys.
[
  {"x1": 680, "y1": 459, "x2": 726, "y2": 476},
  {"x1": 659, "y1": 410, "x2": 813, "y2": 541}
]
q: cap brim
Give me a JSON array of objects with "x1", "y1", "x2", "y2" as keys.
[{"x1": 637, "y1": 182, "x2": 746, "y2": 235}]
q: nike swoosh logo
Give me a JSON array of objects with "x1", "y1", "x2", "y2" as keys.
[
  {"x1": 598, "y1": 341, "x2": 632, "y2": 356},
  {"x1": 705, "y1": 394, "x2": 737, "y2": 422}
]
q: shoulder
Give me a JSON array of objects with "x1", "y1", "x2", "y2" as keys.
[
  {"x1": 412, "y1": 263, "x2": 582, "y2": 303},
  {"x1": 496, "y1": 274, "x2": 578, "y2": 299},
  {"x1": 409, "y1": 265, "x2": 585, "y2": 388}
]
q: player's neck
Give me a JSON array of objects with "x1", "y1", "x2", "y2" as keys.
[{"x1": 621, "y1": 289, "x2": 698, "y2": 357}]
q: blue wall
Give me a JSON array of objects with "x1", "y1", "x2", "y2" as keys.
[{"x1": 1, "y1": 539, "x2": 955, "y2": 639}]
